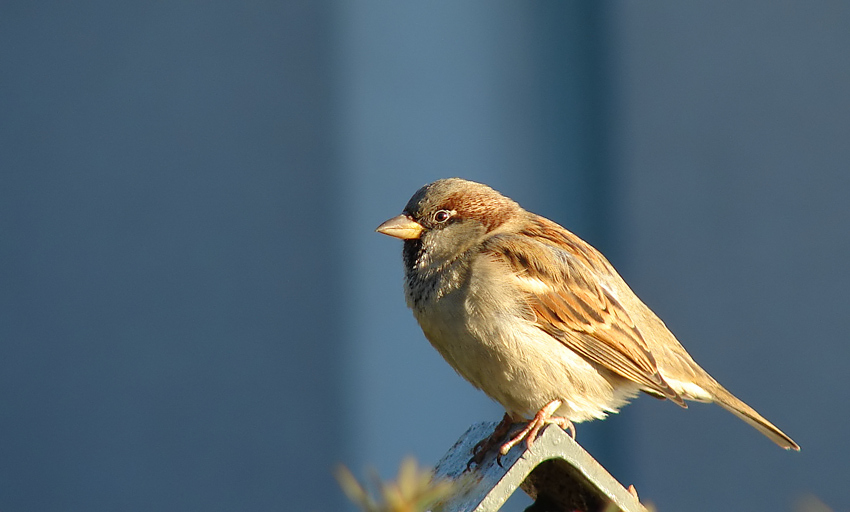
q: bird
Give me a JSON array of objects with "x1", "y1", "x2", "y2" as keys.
[{"x1": 376, "y1": 178, "x2": 799, "y2": 457}]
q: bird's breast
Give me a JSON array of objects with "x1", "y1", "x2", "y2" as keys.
[{"x1": 406, "y1": 258, "x2": 637, "y2": 421}]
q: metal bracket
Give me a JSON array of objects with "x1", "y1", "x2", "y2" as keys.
[{"x1": 431, "y1": 422, "x2": 646, "y2": 512}]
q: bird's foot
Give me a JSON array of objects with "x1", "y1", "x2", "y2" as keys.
[
  {"x1": 467, "y1": 413, "x2": 514, "y2": 469},
  {"x1": 498, "y1": 399, "x2": 574, "y2": 456}
]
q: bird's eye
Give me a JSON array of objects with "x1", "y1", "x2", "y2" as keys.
[{"x1": 433, "y1": 210, "x2": 451, "y2": 223}]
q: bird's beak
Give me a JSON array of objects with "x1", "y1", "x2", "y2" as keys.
[{"x1": 376, "y1": 214, "x2": 424, "y2": 240}]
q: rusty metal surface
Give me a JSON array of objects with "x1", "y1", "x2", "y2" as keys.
[{"x1": 432, "y1": 422, "x2": 646, "y2": 512}]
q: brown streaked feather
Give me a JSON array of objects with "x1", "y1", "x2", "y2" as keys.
[
  {"x1": 485, "y1": 225, "x2": 686, "y2": 407},
  {"x1": 518, "y1": 216, "x2": 612, "y2": 275}
]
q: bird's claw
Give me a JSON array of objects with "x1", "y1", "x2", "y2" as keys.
[
  {"x1": 497, "y1": 400, "x2": 574, "y2": 456},
  {"x1": 467, "y1": 401, "x2": 576, "y2": 470}
]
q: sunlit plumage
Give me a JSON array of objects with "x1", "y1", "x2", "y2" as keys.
[{"x1": 377, "y1": 178, "x2": 799, "y2": 453}]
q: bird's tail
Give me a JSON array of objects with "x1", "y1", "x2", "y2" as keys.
[{"x1": 711, "y1": 386, "x2": 800, "y2": 451}]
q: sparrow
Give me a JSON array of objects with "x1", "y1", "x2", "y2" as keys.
[{"x1": 376, "y1": 178, "x2": 799, "y2": 457}]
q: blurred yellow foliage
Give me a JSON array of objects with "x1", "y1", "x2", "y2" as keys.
[
  {"x1": 336, "y1": 457, "x2": 456, "y2": 512},
  {"x1": 795, "y1": 495, "x2": 833, "y2": 512}
]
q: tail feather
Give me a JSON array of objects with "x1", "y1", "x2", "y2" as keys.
[{"x1": 711, "y1": 387, "x2": 800, "y2": 451}]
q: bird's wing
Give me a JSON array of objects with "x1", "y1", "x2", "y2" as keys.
[{"x1": 485, "y1": 227, "x2": 685, "y2": 406}]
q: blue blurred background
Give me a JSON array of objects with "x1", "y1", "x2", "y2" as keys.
[{"x1": 1, "y1": 2, "x2": 847, "y2": 511}]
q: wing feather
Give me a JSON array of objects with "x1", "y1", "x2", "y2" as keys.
[{"x1": 485, "y1": 227, "x2": 685, "y2": 406}]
